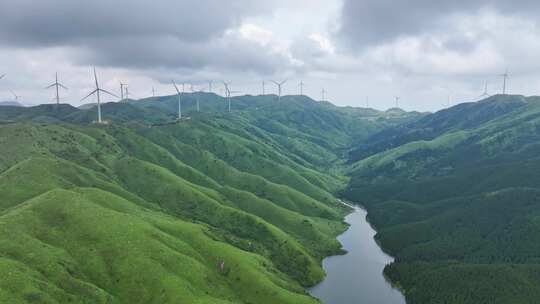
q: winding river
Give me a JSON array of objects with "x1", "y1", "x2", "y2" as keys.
[{"x1": 309, "y1": 207, "x2": 406, "y2": 304}]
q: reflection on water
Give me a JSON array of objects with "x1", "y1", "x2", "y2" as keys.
[{"x1": 309, "y1": 207, "x2": 406, "y2": 304}]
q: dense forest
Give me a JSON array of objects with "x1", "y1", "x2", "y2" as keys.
[{"x1": 345, "y1": 95, "x2": 540, "y2": 304}]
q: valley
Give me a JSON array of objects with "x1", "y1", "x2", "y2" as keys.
[{"x1": 2, "y1": 93, "x2": 540, "y2": 303}]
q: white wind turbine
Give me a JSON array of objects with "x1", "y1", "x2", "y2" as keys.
[
  {"x1": 499, "y1": 69, "x2": 509, "y2": 95},
  {"x1": 479, "y1": 81, "x2": 491, "y2": 99},
  {"x1": 223, "y1": 82, "x2": 231, "y2": 112},
  {"x1": 81, "y1": 68, "x2": 118, "y2": 124},
  {"x1": 46, "y1": 72, "x2": 68, "y2": 105},
  {"x1": 119, "y1": 82, "x2": 127, "y2": 101},
  {"x1": 191, "y1": 84, "x2": 206, "y2": 112},
  {"x1": 222, "y1": 81, "x2": 240, "y2": 113},
  {"x1": 321, "y1": 88, "x2": 327, "y2": 102},
  {"x1": 272, "y1": 80, "x2": 287, "y2": 101},
  {"x1": 172, "y1": 80, "x2": 184, "y2": 120},
  {"x1": 298, "y1": 81, "x2": 306, "y2": 96}
]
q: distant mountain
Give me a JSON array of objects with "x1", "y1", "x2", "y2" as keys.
[
  {"x1": 77, "y1": 102, "x2": 97, "y2": 110},
  {"x1": 349, "y1": 95, "x2": 528, "y2": 162},
  {"x1": 0, "y1": 101, "x2": 24, "y2": 107}
]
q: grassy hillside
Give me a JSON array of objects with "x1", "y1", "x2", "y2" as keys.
[
  {"x1": 344, "y1": 95, "x2": 540, "y2": 304},
  {"x1": 0, "y1": 94, "x2": 418, "y2": 303}
]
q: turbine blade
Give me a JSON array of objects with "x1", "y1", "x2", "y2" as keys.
[
  {"x1": 81, "y1": 89, "x2": 98, "y2": 101},
  {"x1": 93, "y1": 67, "x2": 99, "y2": 88},
  {"x1": 0, "y1": 74, "x2": 5, "y2": 80},
  {"x1": 172, "y1": 80, "x2": 180, "y2": 94},
  {"x1": 59, "y1": 83, "x2": 68, "y2": 90},
  {"x1": 99, "y1": 88, "x2": 119, "y2": 98},
  {"x1": 45, "y1": 83, "x2": 56, "y2": 89}
]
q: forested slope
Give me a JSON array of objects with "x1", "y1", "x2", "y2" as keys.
[{"x1": 345, "y1": 95, "x2": 540, "y2": 304}]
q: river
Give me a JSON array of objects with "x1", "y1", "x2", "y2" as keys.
[{"x1": 309, "y1": 207, "x2": 406, "y2": 304}]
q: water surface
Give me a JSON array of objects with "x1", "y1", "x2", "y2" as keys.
[{"x1": 309, "y1": 207, "x2": 406, "y2": 304}]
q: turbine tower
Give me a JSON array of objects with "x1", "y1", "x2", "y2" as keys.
[
  {"x1": 191, "y1": 84, "x2": 206, "y2": 112},
  {"x1": 395, "y1": 96, "x2": 400, "y2": 108},
  {"x1": 208, "y1": 81, "x2": 213, "y2": 93},
  {"x1": 272, "y1": 80, "x2": 287, "y2": 101},
  {"x1": 500, "y1": 69, "x2": 509, "y2": 95},
  {"x1": 223, "y1": 82, "x2": 232, "y2": 113},
  {"x1": 298, "y1": 81, "x2": 306, "y2": 96},
  {"x1": 172, "y1": 80, "x2": 184, "y2": 120},
  {"x1": 124, "y1": 85, "x2": 130, "y2": 100},
  {"x1": 46, "y1": 72, "x2": 68, "y2": 105},
  {"x1": 321, "y1": 88, "x2": 327, "y2": 102},
  {"x1": 152, "y1": 87, "x2": 156, "y2": 97},
  {"x1": 81, "y1": 68, "x2": 118, "y2": 124},
  {"x1": 262, "y1": 81, "x2": 266, "y2": 95},
  {"x1": 119, "y1": 82, "x2": 127, "y2": 101}
]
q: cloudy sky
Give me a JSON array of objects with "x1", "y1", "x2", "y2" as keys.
[{"x1": 1, "y1": 0, "x2": 540, "y2": 111}]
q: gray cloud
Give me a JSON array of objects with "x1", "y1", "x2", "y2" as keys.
[
  {"x1": 0, "y1": 0, "x2": 269, "y2": 46},
  {"x1": 74, "y1": 34, "x2": 290, "y2": 75},
  {"x1": 339, "y1": 0, "x2": 540, "y2": 47},
  {"x1": 0, "y1": 0, "x2": 285, "y2": 74}
]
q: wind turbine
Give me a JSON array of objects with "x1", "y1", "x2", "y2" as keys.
[
  {"x1": 222, "y1": 82, "x2": 241, "y2": 113},
  {"x1": 479, "y1": 81, "x2": 490, "y2": 99},
  {"x1": 81, "y1": 68, "x2": 118, "y2": 124},
  {"x1": 119, "y1": 82, "x2": 127, "y2": 101},
  {"x1": 365, "y1": 96, "x2": 369, "y2": 108},
  {"x1": 321, "y1": 88, "x2": 327, "y2": 101},
  {"x1": 395, "y1": 96, "x2": 401, "y2": 108},
  {"x1": 223, "y1": 82, "x2": 232, "y2": 113},
  {"x1": 0, "y1": 74, "x2": 5, "y2": 80},
  {"x1": 208, "y1": 81, "x2": 213, "y2": 93},
  {"x1": 152, "y1": 87, "x2": 156, "y2": 97},
  {"x1": 191, "y1": 84, "x2": 206, "y2": 112},
  {"x1": 172, "y1": 80, "x2": 184, "y2": 120},
  {"x1": 228, "y1": 90, "x2": 242, "y2": 113},
  {"x1": 499, "y1": 69, "x2": 509, "y2": 95},
  {"x1": 45, "y1": 72, "x2": 68, "y2": 105},
  {"x1": 262, "y1": 81, "x2": 266, "y2": 95},
  {"x1": 298, "y1": 81, "x2": 306, "y2": 96},
  {"x1": 272, "y1": 80, "x2": 287, "y2": 101},
  {"x1": 9, "y1": 90, "x2": 21, "y2": 103}
]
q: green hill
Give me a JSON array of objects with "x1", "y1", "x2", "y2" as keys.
[
  {"x1": 344, "y1": 95, "x2": 540, "y2": 304},
  {"x1": 0, "y1": 94, "x2": 417, "y2": 303}
]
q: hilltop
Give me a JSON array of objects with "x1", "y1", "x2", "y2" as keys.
[{"x1": 0, "y1": 101, "x2": 24, "y2": 107}]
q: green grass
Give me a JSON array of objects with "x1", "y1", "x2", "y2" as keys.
[{"x1": 0, "y1": 93, "x2": 416, "y2": 303}]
